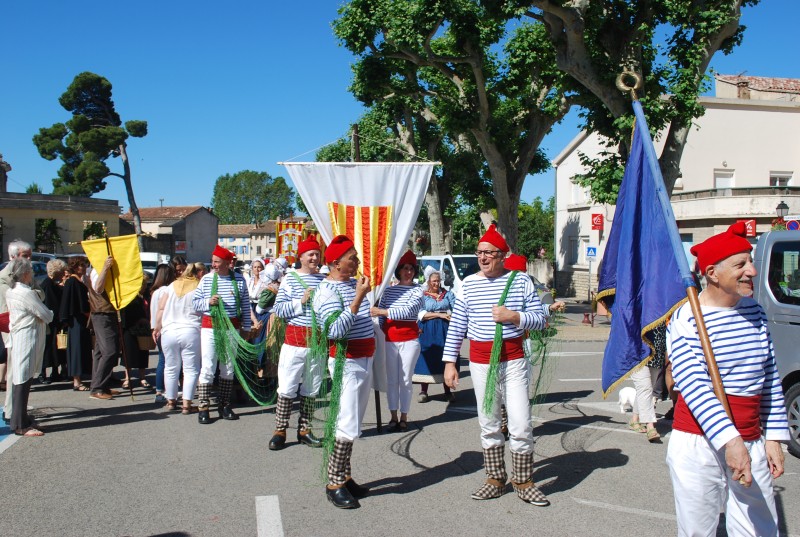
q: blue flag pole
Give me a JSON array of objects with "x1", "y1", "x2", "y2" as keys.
[{"x1": 629, "y1": 100, "x2": 733, "y2": 419}]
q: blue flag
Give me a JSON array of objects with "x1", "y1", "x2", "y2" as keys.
[{"x1": 597, "y1": 101, "x2": 695, "y2": 397}]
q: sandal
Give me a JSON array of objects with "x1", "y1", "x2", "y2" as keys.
[
  {"x1": 140, "y1": 379, "x2": 152, "y2": 389},
  {"x1": 397, "y1": 420, "x2": 408, "y2": 432},
  {"x1": 628, "y1": 420, "x2": 646, "y2": 433},
  {"x1": 73, "y1": 384, "x2": 90, "y2": 391},
  {"x1": 165, "y1": 400, "x2": 177, "y2": 411},
  {"x1": 387, "y1": 419, "x2": 399, "y2": 431},
  {"x1": 647, "y1": 428, "x2": 661, "y2": 442},
  {"x1": 182, "y1": 405, "x2": 196, "y2": 415},
  {"x1": 15, "y1": 427, "x2": 45, "y2": 437},
  {"x1": 122, "y1": 380, "x2": 130, "y2": 389}
]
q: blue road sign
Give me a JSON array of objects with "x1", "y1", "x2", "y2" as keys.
[{"x1": 586, "y1": 246, "x2": 597, "y2": 259}]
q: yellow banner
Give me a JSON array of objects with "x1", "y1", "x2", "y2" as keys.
[{"x1": 81, "y1": 235, "x2": 143, "y2": 310}]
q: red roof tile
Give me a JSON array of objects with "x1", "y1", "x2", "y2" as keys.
[
  {"x1": 121, "y1": 206, "x2": 208, "y2": 221},
  {"x1": 716, "y1": 74, "x2": 800, "y2": 94}
]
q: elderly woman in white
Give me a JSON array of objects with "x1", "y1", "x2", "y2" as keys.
[{"x1": 6, "y1": 258, "x2": 53, "y2": 436}]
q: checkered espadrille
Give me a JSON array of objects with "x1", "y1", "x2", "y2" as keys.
[
  {"x1": 471, "y1": 446, "x2": 507, "y2": 500},
  {"x1": 217, "y1": 378, "x2": 234, "y2": 406},
  {"x1": 196, "y1": 383, "x2": 211, "y2": 410},
  {"x1": 274, "y1": 395, "x2": 293, "y2": 431},
  {"x1": 298, "y1": 396, "x2": 315, "y2": 432},
  {"x1": 511, "y1": 451, "x2": 549, "y2": 506},
  {"x1": 327, "y1": 439, "x2": 353, "y2": 487}
]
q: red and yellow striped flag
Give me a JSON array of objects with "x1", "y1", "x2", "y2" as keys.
[{"x1": 327, "y1": 202, "x2": 393, "y2": 289}]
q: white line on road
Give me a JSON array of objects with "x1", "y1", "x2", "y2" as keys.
[
  {"x1": 448, "y1": 406, "x2": 657, "y2": 436},
  {"x1": 549, "y1": 352, "x2": 604, "y2": 356},
  {"x1": 558, "y1": 378, "x2": 602, "y2": 382},
  {"x1": 255, "y1": 495, "x2": 284, "y2": 537},
  {"x1": 0, "y1": 433, "x2": 20, "y2": 455},
  {"x1": 572, "y1": 497, "x2": 676, "y2": 521}
]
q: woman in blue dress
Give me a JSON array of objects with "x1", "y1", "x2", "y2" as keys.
[{"x1": 413, "y1": 267, "x2": 457, "y2": 402}]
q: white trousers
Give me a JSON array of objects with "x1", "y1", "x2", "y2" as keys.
[
  {"x1": 328, "y1": 357, "x2": 373, "y2": 442},
  {"x1": 276, "y1": 343, "x2": 323, "y2": 399},
  {"x1": 667, "y1": 430, "x2": 780, "y2": 537},
  {"x1": 631, "y1": 365, "x2": 659, "y2": 424},
  {"x1": 161, "y1": 327, "x2": 201, "y2": 402},
  {"x1": 199, "y1": 327, "x2": 234, "y2": 384},
  {"x1": 471, "y1": 358, "x2": 534, "y2": 453},
  {"x1": 385, "y1": 339, "x2": 420, "y2": 414}
]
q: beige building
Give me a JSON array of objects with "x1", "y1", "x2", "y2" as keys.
[
  {"x1": 218, "y1": 224, "x2": 255, "y2": 261},
  {"x1": 554, "y1": 74, "x2": 800, "y2": 298},
  {"x1": 121, "y1": 206, "x2": 218, "y2": 262},
  {"x1": 0, "y1": 193, "x2": 121, "y2": 255}
]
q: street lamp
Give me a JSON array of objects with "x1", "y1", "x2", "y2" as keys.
[{"x1": 776, "y1": 200, "x2": 789, "y2": 218}]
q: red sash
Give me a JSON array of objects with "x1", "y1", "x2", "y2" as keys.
[
  {"x1": 329, "y1": 337, "x2": 376, "y2": 359},
  {"x1": 284, "y1": 325, "x2": 312, "y2": 347},
  {"x1": 382, "y1": 319, "x2": 419, "y2": 342},
  {"x1": 469, "y1": 337, "x2": 525, "y2": 365},
  {"x1": 673, "y1": 393, "x2": 762, "y2": 441},
  {"x1": 201, "y1": 315, "x2": 241, "y2": 330}
]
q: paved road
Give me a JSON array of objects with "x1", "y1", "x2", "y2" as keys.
[{"x1": 0, "y1": 339, "x2": 797, "y2": 537}]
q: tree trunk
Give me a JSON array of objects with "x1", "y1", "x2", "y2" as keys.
[{"x1": 119, "y1": 143, "x2": 144, "y2": 251}]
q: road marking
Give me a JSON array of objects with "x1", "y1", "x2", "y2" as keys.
[
  {"x1": 549, "y1": 352, "x2": 604, "y2": 356},
  {"x1": 558, "y1": 378, "x2": 602, "y2": 382},
  {"x1": 448, "y1": 406, "x2": 660, "y2": 436},
  {"x1": 572, "y1": 497, "x2": 676, "y2": 521},
  {"x1": 0, "y1": 430, "x2": 20, "y2": 455},
  {"x1": 255, "y1": 495, "x2": 284, "y2": 537}
]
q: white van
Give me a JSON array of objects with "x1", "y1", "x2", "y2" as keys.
[
  {"x1": 140, "y1": 252, "x2": 171, "y2": 277},
  {"x1": 752, "y1": 229, "x2": 800, "y2": 457},
  {"x1": 418, "y1": 254, "x2": 480, "y2": 296}
]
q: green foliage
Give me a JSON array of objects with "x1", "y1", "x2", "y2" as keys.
[
  {"x1": 448, "y1": 198, "x2": 482, "y2": 254},
  {"x1": 25, "y1": 182, "x2": 43, "y2": 194},
  {"x1": 211, "y1": 170, "x2": 295, "y2": 225},
  {"x1": 35, "y1": 218, "x2": 63, "y2": 253},
  {"x1": 516, "y1": 196, "x2": 555, "y2": 262},
  {"x1": 83, "y1": 221, "x2": 106, "y2": 240},
  {"x1": 32, "y1": 72, "x2": 148, "y2": 197}
]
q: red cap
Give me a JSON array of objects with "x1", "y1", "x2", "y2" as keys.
[
  {"x1": 297, "y1": 235, "x2": 321, "y2": 256},
  {"x1": 690, "y1": 222, "x2": 753, "y2": 275},
  {"x1": 212, "y1": 245, "x2": 234, "y2": 262},
  {"x1": 503, "y1": 253, "x2": 527, "y2": 272},
  {"x1": 324, "y1": 235, "x2": 355, "y2": 264},
  {"x1": 478, "y1": 224, "x2": 509, "y2": 253},
  {"x1": 397, "y1": 250, "x2": 417, "y2": 268}
]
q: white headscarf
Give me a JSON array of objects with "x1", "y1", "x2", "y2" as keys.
[
  {"x1": 263, "y1": 263, "x2": 282, "y2": 284},
  {"x1": 274, "y1": 257, "x2": 289, "y2": 273},
  {"x1": 423, "y1": 265, "x2": 441, "y2": 283}
]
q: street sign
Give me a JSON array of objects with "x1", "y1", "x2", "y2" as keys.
[
  {"x1": 591, "y1": 213, "x2": 604, "y2": 230},
  {"x1": 787, "y1": 220, "x2": 800, "y2": 231},
  {"x1": 737, "y1": 219, "x2": 756, "y2": 237},
  {"x1": 586, "y1": 246, "x2": 597, "y2": 259}
]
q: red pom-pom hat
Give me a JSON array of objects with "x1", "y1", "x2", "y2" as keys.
[{"x1": 690, "y1": 222, "x2": 753, "y2": 275}]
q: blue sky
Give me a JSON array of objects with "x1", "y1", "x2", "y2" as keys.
[{"x1": 2, "y1": 1, "x2": 798, "y2": 215}]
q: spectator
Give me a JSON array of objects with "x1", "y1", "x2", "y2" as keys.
[
  {"x1": 149, "y1": 264, "x2": 176, "y2": 402},
  {"x1": 414, "y1": 267, "x2": 456, "y2": 402},
  {"x1": 59, "y1": 257, "x2": 92, "y2": 391},
  {"x1": 38, "y1": 259, "x2": 67, "y2": 384},
  {"x1": 6, "y1": 258, "x2": 53, "y2": 436},
  {"x1": 170, "y1": 255, "x2": 187, "y2": 279}
]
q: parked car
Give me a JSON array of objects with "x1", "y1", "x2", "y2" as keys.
[
  {"x1": 30, "y1": 252, "x2": 57, "y2": 264},
  {"x1": 752, "y1": 229, "x2": 800, "y2": 457},
  {"x1": 0, "y1": 260, "x2": 48, "y2": 286}
]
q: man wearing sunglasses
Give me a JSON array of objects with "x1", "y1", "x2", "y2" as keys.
[{"x1": 443, "y1": 224, "x2": 565, "y2": 506}]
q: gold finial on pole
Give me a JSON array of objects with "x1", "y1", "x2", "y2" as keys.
[{"x1": 615, "y1": 71, "x2": 643, "y2": 101}]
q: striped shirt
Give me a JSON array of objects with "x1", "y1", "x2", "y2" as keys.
[
  {"x1": 273, "y1": 272, "x2": 325, "y2": 328},
  {"x1": 313, "y1": 278, "x2": 373, "y2": 341},
  {"x1": 378, "y1": 284, "x2": 423, "y2": 326},
  {"x1": 667, "y1": 297, "x2": 789, "y2": 450},
  {"x1": 442, "y1": 271, "x2": 548, "y2": 363},
  {"x1": 192, "y1": 271, "x2": 251, "y2": 331}
]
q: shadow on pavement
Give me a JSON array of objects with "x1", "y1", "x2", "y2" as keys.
[
  {"x1": 363, "y1": 446, "x2": 483, "y2": 496},
  {"x1": 535, "y1": 389, "x2": 594, "y2": 405},
  {"x1": 30, "y1": 402, "x2": 170, "y2": 433},
  {"x1": 534, "y1": 447, "x2": 629, "y2": 495}
]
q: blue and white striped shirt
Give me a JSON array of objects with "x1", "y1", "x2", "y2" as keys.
[
  {"x1": 192, "y1": 272, "x2": 251, "y2": 331},
  {"x1": 442, "y1": 272, "x2": 549, "y2": 363},
  {"x1": 313, "y1": 278, "x2": 374, "y2": 341},
  {"x1": 667, "y1": 297, "x2": 789, "y2": 450},
  {"x1": 378, "y1": 284, "x2": 423, "y2": 326},
  {"x1": 273, "y1": 272, "x2": 325, "y2": 327}
]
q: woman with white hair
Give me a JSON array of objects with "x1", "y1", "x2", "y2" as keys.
[
  {"x1": 6, "y1": 258, "x2": 53, "y2": 436},
  {"x1": 254, "y1": 263, "x2": 282, "y2": 371},
  {"x1": 413, "y1": 265, "x2": 457, "y2": 402}
]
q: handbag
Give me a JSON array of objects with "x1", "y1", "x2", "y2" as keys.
[
  {"x1": 56, "y1": 330, "x2": 68, "y2": 350},
  {"x1": 137, "y1": 335, "x2": 157, "y2": 351}
]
